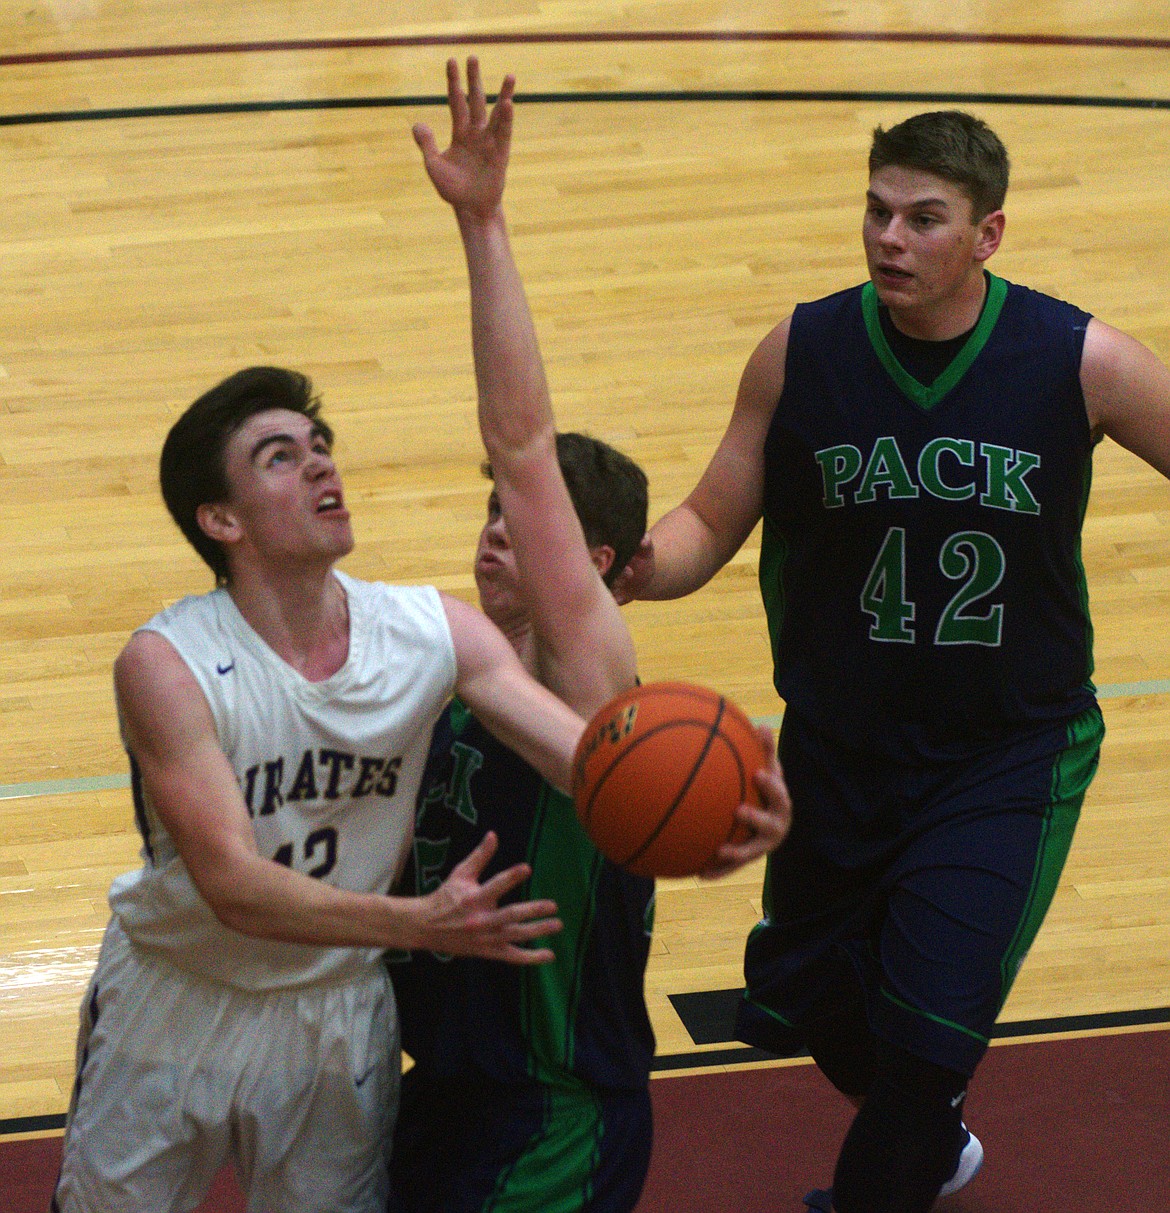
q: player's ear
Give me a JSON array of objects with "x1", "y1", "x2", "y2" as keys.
[
  {"x1": 196, "y1": 501, "x2": 242, "y2": 544},
  {"x1": 974, "y1": 209, "x2": 1005, "y2": 264},
  {"x1": 589, "y1": 544, "x2": 616, "y2": 581}
]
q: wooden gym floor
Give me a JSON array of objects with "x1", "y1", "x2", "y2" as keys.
[{"x1": 0, "y1": 0, "x2": 1168, "y2": 1139}]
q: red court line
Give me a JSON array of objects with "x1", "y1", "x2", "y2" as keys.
[{"x1": 2, "y1": 30, "x2": 1169, "y2": 69}]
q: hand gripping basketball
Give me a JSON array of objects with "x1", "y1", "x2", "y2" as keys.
[{"x1": 571, "y1": 682, "x2": 769, "y2": 878}]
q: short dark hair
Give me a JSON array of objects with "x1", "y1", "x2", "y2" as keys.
[
  {"x1": 869, "y1": 111, "x2": 1010, "y2": 219},
  {"x1": 160, "y1": 366, "x2": 332, "y2": 585},
  {"x1": 482, "y1": 432, "x2": 649, "y2": 589}
]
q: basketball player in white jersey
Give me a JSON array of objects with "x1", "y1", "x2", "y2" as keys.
[{"x1": 53, "y1": 366, "x2": 589, "y2": 1213}]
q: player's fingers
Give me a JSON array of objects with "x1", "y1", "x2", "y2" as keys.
[
  {"x1": 466, "y1": 55, "x2": 487, "y2": 127},
  {"x1": 611, "y1": 535, "x2": 654, "y2": 604},
  {"x1": 699, "y1": 802, "x2": 790, "y2": 880},
  {"x1": 497, "y1": 914, "x2": 562, "y2": 939},
  {"x1": 412, "y1": 123, "x2": 439, "y2": 160},
  {"x1": 753, "y1": 740, "x2": 791, "y2": 815},
  {"x1": 474, "y1": 858, "x2": 534, "y2": 902},
  {"x1": 735, "y1": 802, "x2": 790, "y2": 847},
  {"x1": 446, "y1": 56, "x2": 469, "y2": 136},
  {"x1": 699, "y1": 837, "x2": 763, "y2": 880},
  {"x1": 450, "y1": 830, "x2": 499, "y2": 882},
  {"x1": 492, "y1": 898, "x2": 559, "y2": 925},
  {"x1": 500, "y1": 945, "x2": 557, "y2": 965},
  {"x1": 610, "y1": 568, "x2": 632, "y2": 605},
  {"x1": 489, "y1": 75, "x2": 516, "y2": 145}
]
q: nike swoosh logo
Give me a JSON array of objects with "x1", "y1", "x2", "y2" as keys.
[
  {"x1": 354, "y1": 1065, "x2": 377, "y2": 1088},
  {"x1": 216, "y1": 662, "x2": 235, "y2": 675}
]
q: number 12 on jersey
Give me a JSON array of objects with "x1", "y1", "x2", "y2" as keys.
[{"x1": 861, "y1": 527, "x2": 1006, "y2": 646}]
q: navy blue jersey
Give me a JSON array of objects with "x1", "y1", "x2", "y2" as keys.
[
  {"x1": 390, "y1": 699, "x2": 656, "y2": 1092},
  {"x1": 760, "y1": 275, "x2": 1098, "y2": 761}
]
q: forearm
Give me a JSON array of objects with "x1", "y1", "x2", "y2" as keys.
[
  {"x1": 461, "y1": 660, "x2": 585, "y2": 792},
  {"x1": 457, "y1": 207, "x2": 554, "y2": 462},
  {"x1": 638, "y1": 501, "x2": 739, "y2": 600},
  {"x1": 197, "y1": 847, "x2": 427, "y2": 951}
]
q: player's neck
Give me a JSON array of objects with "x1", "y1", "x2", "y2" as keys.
[
  {"x1": 887, "y1": 268, "x2": 988, "y2": 342},
  {"x1": 227, "y1": 564, "x2": 350, "y2": 680}
]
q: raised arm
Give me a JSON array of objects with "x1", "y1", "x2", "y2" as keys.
[
  {"x1": 116, "y1": 629, "x2": 562, "y2": 962},
  {"x1": 416, "y1": 57, "x2": 636, "y2": 718},
  {"x1": 441, "y1": 592, "x2": 586, "y2": 792},
  {"x1": 616, "y1": 316, "x2": 791, "y2": 603},
  {"x1": 1082, "y1": 317, "x2": 1170, "y2": 480}
]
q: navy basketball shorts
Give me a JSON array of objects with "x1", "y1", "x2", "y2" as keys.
[
  {"x1": 388, "y1": 1067, "x2": 653, "y2": 1213},
  {"x1": 736, "y1": 704, "x2": 1104, "y2": 1077}
]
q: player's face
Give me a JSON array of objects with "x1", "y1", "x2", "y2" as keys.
[
  {"x1": 862, "y1": 165, "x2": 1004, "y2": 335},
  {"x1": 474, "y1": 489, "x2": 523, "y2": 624},
  {"x1": 215, "y1": 408, "x2": 354, "y2": 570}
]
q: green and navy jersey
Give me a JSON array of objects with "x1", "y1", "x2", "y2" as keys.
[
  {"x1": 390, "y1": 700, "x2": 656, "y2": 1092},
  {"x1": 760, "y1": 275, "x2": 1098, "y2": 761}
]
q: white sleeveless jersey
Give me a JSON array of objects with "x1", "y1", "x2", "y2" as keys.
[{"x1": 108, "y1": 571, "x2": 458, "y2": 990}]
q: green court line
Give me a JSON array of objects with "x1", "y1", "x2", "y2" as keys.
[
  {"x1": 1094, "y1": 678, "x2": 1170, "y2": 698},
  {"x1": 751, "y1": 677, "x2": 1170, "y2": 733},
  {"x1": 1, "y1": 678, "x2": 1167, "y2": 802},
  {"x1": 0, "y1": 773, "x2": 131, "y2": 800}
]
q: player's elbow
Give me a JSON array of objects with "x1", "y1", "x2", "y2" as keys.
[
  {"x1": 199, "y1": 879, "x2": 260, "y2": 936},
  {"x1": 189, "y1": 856, "x2": 277, "y2": 939}
]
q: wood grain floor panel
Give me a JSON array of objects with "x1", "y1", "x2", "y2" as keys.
[{"x1": 1, "y1": 0, "x2": 1168, "y2": 1121}]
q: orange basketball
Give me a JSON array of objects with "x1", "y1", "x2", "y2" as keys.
[{"x1": 571, "y1": 681, "x2": 768, "y2": 878}]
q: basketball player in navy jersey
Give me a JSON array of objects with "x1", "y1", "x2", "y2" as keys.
[
  {"x1": 387, "y1": 59, "x2": 792, "y2": 1212},
  {"x1": 616, "y1": 111, "x2": 1170, "y2": 1211},
  {"x1": 53, "y1": 364, "x2": 601, "y2": 1213}
]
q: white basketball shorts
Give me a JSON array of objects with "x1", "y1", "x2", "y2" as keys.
[{"x1": 53, "y1": 919, "x2": 399, "y2": 1213}]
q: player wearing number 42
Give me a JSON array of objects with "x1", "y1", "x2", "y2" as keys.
[{"x1": 615, "y1": 110, "x2": 1170, "y2": 1213}]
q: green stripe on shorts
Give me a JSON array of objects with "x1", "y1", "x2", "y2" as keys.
[
  {"x1": 998, "y1": 705, "x2": 1105, "y2": 1005},
  {"x1": 485, "y1": 1083, "x2": 603, "y2": 1212}
]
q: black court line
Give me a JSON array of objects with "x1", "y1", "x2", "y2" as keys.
[
  {"x1": 2, "y1": 30, "x2": 1170, "y2": 69},
  {"x1": 2, "y1": 88, "x2": 1169, "y2": 128},
  {"x1": 668, "y1": 987, "x2": 1170, "y2": 1049},
  {"x1": 3, "y1": 1002, "x2": 1167, "y2": 1136}
]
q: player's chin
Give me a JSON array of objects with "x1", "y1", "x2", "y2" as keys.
[
  {"x1": 323, "y1": 525, "x2": 355, "y2": 558},
  {"x1": 474, "y1": 566, "x2": 516, "y2": 611},
  {"x1": 870, "y1": 273, "x2": 917, "y2": 306}
]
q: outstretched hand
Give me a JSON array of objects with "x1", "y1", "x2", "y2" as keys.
[
  {"x1": 699, "y1": 725, "x2": 792, "y2": 880},
  {"x1": 413, "y1": 56, "x2": 514, "y2": 221},
  {"x1": 413, "y1": 830, "x2": 562, "y2": 964}
]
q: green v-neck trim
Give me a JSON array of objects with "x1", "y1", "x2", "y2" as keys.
[{"x1": 861, "y1": 273, "x2": 1007, "y2": 411}]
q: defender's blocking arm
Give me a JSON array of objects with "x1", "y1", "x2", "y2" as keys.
[{"x1": 415, "y1": 57, "x2": 637, "y2": 718}]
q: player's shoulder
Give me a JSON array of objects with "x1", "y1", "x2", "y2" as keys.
[
  {"x1": 996, "y1": 275, "x2": 1092, "y2": 323},
  {"x1": 783, "y1": 283, "x2": 868, "y2": 349},
  {"x1": 122, "y1": 589, "x2": 222, "y2": 667},
  {"x1": 813, "y1": 281, "x2": 867, "y2": 307},
  {"x1": 114, "y1": 625, "x2": 204, "y2": 723},
  {"x1": 798, "y1": 281, "x2": 867, "y2": 318},
  {"x1": 139, "y1": 586, "x2": 222, "y2": 629},
  {"x1": 118, "y1": 625, "x2": 183, "y2": 673}
]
